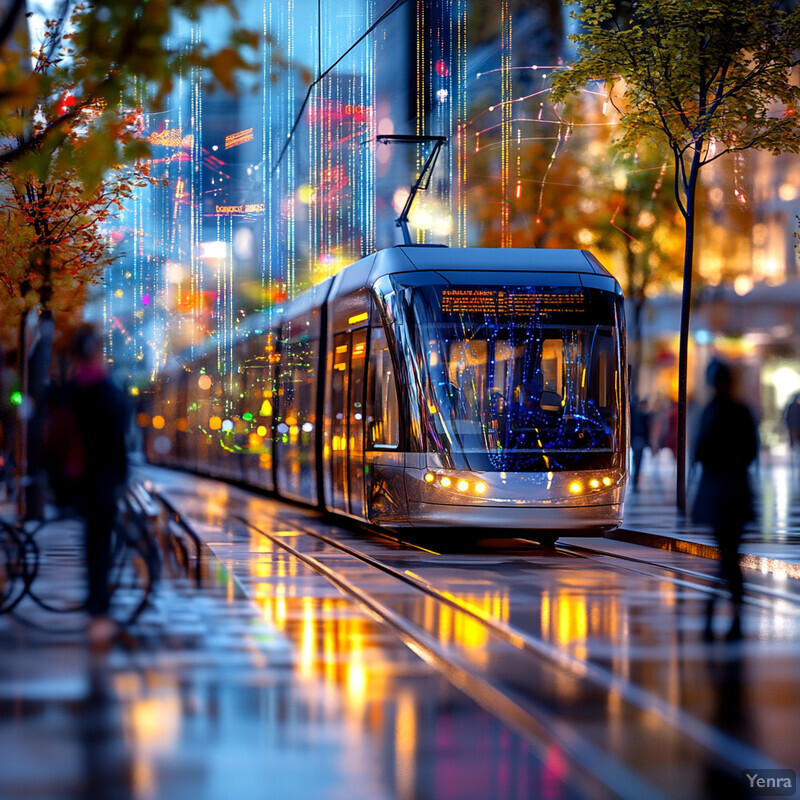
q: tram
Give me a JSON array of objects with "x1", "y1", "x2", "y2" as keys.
[{"x1": 144, "y1": 247, "x2": 628, "y2": 540}]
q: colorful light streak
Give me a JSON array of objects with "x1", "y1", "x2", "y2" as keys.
[{"x1": 107, "y1": 2, "x2": 703, "y2": 401}]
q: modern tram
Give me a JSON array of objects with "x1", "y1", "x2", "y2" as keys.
[{"x1": 143, "y1": 247, "x2": 629, "y2": 540}]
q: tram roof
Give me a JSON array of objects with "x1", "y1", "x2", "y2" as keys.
[
  {"x1": 326, "y1": 246, "x2": 615, "y2": 301},
  {"x1": 386, "y1": 246, "x2": 611, "y2": 275},
  {"x1": 278, "y1": 247, "x2": 619, "y2": 331}
]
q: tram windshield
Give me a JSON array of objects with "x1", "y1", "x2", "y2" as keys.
[{"x1": 398, "y1": 276, "x2": 623, "y2": 472}]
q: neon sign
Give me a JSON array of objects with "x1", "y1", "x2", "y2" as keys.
[
  {"x1": 225, "y1": 128, "x2": 254, "y2": 148},
  {"x1": 215, "y1": 203, "x2": 265, "y2": 215}
]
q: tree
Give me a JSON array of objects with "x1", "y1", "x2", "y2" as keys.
[
  {"x1": 0, "y1": 1, "x2": 260, "y2": 186},
  {"x1": 471, "y1": 97, "x2": 684, "y2": 395},
  {"x1": 0, "y1": 153, "x2": 155, "y2": 518},
  {"x1": 0, "y1": 0, "x2": 261, "y2": 518},
  {"x1": 551, "y1": 0, "x2": 800, "y2": 511}
]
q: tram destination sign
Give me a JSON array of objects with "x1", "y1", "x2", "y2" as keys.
[{"x1": 441, "y1": 288, "x2": 587, "y2": 321}]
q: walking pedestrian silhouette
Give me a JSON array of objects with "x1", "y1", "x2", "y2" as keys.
[
  {"x1": 52, "y1": 326, "x2": 130, "y2": 648},
  {"x1": 691, "y1": 360, "x2": 758, "y2": 641},
  {"x1": 784, "y1": 391, "x2": 800, "y2": 469}
]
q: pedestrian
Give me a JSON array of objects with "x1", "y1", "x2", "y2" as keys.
[
  {"x1": 61, "y1": 326, "x2": 129, "y2": 646},
  {"x1": 630, "y1": 396, "x2": 651, "y2": 491},
  {"x1": 784, "y1": 391, "x2": 800, "y2": 467},
  {"x1": 691, "y1": 359, "x2": 758, "y2": 641}
]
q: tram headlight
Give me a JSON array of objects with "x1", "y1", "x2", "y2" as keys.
[
  {"x1": 426, "y1": 472, "x2": 489, "y2": 495},
  {"x1": 602, "y1": 476, "x2": 613, "y2": 487},
  {"x1": 589, "y1": 479, "x2": 600, "y2": 489},
  {"x1": 569, "y1": 481, "x2": 583, "y2": 495}
]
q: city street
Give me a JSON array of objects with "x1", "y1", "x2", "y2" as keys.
[
  {"x1": 2, "y1": 2, "x2": 800, "y2": 799},
  {"x1": 1, "y1": 456, "x2": 799, "y2": 799}
]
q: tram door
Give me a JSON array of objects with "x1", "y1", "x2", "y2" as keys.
[
  {"x1": 329, "y1": 329, "x2": 368, "y2": 516},
  {"x1": 348, "y1": 330, "x2": 368, "y2": 518}
]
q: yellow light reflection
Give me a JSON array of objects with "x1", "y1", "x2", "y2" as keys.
[
  {"x1": 300, "y1": 597, "x2": 316, "y2": 681},
  {"x1": 129, "y1": 695, "x2": 181, "y2": 750},
  {"x1": 395, "y1": 691, "x2": 418, "y2": 798},
  {"x1": 556, "y1": 595, "x2": 588, "y2": 645},
  {"x1": 346, "y1": 657, "x2": 367, "y2": 705},
  {"x1": 132, "y1": 760, "x2": 155, "y2": 798},
  {"x1": 274, "y1": 595, "x2": 286, "y2": 629}
]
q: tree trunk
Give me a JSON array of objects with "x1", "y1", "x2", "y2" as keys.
[
  {"x1": 623, "y1": 228, "x2": 644, "y2": 400},
  {"x1": 15, "y1": 308, "x2": 28, "y2": 519},
  {"x1": 25, "y1": 310, "x2": 54, "y2": 521},
  {"x1": 676, "y1": 160, "x2": 700, "y2": 513}
]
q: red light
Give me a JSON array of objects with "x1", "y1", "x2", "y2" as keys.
[
  {"x1": 435, "y1": 60, "x2": 450, "y2": 78},
  {"x1": 58, "y1": 92, "x2": 77, "y2": 116}
]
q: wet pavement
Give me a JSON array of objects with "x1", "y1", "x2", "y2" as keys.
[
  {"x1": 1, "y1": 452, "x2": 799, "y2": 799},
  {"x1": 621, "y1": 447, "x2": 800, "y2": 575}
]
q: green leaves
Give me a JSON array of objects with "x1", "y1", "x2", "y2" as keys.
[{"x1": 552, "y1": 0, "x2": 800, "y2": 177}]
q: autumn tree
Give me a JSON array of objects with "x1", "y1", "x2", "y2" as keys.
[
  {"x1": 0, "y1": 1, "x2": 259, "y2": 185},
  {"x1": 0, "y1": 145, "x2": 156, "y2": 517},
  {"x1": 551, "y1": 0, "x2": 800, "y2": 510},
  {"x1": 0, "y1": 1, "x2": 260, "y2": 518}
]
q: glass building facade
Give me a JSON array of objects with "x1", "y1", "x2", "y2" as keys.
[{"x1": 104, "y1": 0, "x2": 574, "y2": 385}]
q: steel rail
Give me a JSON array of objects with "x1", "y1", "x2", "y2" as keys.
[
  {"x1": 551, "y1": 540, "x2": 800, "y2": 609},
  {"x1": 233, "y1": 513, "x2": 787, "y2": 786},
  {"x1": 232, "y1": 513, "x2": 660, "y2": 800}
]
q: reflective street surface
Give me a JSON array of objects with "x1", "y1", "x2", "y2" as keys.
[{"x1": 1, "y1": 461, "x2": 799, "y2": 799}]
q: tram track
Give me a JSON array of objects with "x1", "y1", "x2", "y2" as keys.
[
  {"x1": 148, "y1": 477, "x2": 798, "y2": 798},
  {"x1": 215, "y1": 509, "x2": 788, "y2": 800},
  {"x1": 551, "y1": 539, "x2": 800, "y2": 610},
  {"x1": 233, "y1": 513, "x2": 654, "y2": 800}
]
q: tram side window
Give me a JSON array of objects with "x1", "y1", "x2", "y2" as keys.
[
  {"x1": 281, "y1": 334, "x2": 316, "y2": 432},
  {"x1": 367, "y1": 326, "x2": 399, "y2": 448}
]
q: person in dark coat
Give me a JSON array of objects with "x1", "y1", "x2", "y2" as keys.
[
  {"x1": 691, "y1": 360, "x2": 758, "y2": 641},
  {"x1": 67, "y1": 326, "x2": 130, "y2": 645},
  {"x1": 785, "y1": 392, "x2": 800, "y2": 467}
]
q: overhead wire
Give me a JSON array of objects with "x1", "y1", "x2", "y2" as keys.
[{"x1": 271, "y1": 0, "x2": 410, "y2": 176}]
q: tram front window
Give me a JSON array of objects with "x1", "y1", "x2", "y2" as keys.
[{"x1": 406, "y1": 280, "x2": 622, "y2": 472}]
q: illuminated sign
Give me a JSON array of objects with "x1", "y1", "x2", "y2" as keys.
[
  {"x1": 225, "y1": 128, "x2": 254, "y2": 149},
  {"x1": 441, "y1": 289, "x2": 587, "y2": 319},
  {"x1": 307, "y1": 100, "x2": 373, "y2": 124},
  {"x1": 149, "y1": 128, "x2": 183, "y2": 147},
  {"x1": 215, "y1": 203, "x2": 265, "y2": 215},
  {"x1": 149, "y1": 128, "x2": 194, "y2": 148}
]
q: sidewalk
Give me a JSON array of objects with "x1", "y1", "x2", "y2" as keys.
[
  {"x1": 0, "y1": 504, "x2": 393, "y2": 800},
  {"x1": 620, "y1": 446, "x2": 800, "y2": 577}
]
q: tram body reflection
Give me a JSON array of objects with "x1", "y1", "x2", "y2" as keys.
[{"x1": 145, "y1": 248, "x2": 628, "y2": 541}]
